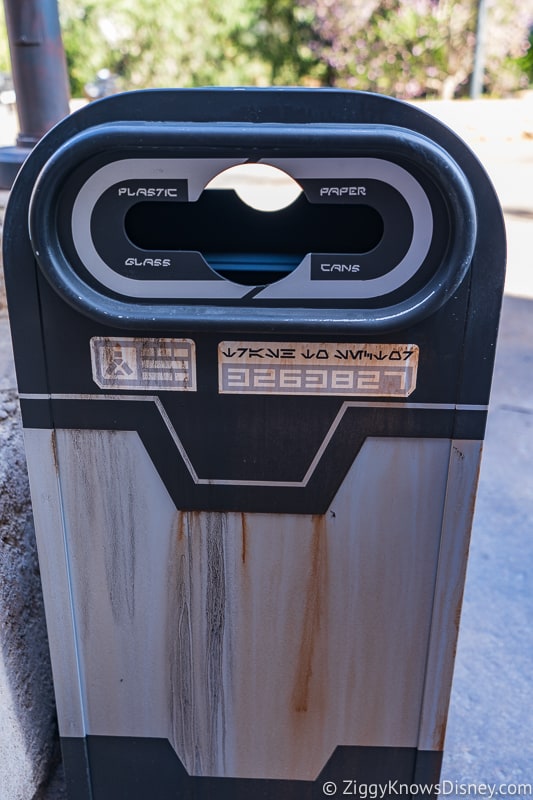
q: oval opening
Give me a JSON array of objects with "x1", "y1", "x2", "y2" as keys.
[{"x1": 124, "y1": 164, "x2": 384, "y2": 286}]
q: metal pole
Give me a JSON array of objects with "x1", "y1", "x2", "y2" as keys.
[
  {"x1": 0, "y1": 0, "x2": 70, "y2": 188},
  {"x1": 470, "y1": 0, "x2": 488, "y2": 99}
]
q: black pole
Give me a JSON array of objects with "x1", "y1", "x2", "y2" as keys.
[{"x1": 0, "y1": 0, "x2": 70, "y2": 188}]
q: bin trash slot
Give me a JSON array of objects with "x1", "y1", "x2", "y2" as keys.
[{"x1": 123, "y1": 190, "x2": 384, "y2": 286}]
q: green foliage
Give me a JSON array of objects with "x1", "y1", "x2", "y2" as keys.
[
  {"x1": 232, "y1": 0, "x2": 321, "y2": 85},
  {"x1": 518, "y1": 28, "x2": 533, "y2": 83},
  {"x1": 0, "y1": 0, "x2": 531, "y2": 98},
  {"x1": 368, "y1": 0, "x2": 478, "y2": 98},
  {"x1": 228, "y1": 0, "x2": 533, "y2": 98},
  {"x1": 482, "y1": 0, "x2": 533, "y2": 95},
  {"x1": 289, "y1": 0, "x2": 530, "y2": 98},
  {"x1": 0, "y1": 6, "x2": 11, "y2": 74},
  {"x1": 58, "y1": 0, "x2": 266, "y2": 96}
]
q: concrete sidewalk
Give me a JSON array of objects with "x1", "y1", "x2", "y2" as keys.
[
  {"x1": 442, "y1": 294, "x2": 533, "y2": 784},
  {"x1": 418, "y1": 97, "x2": 533, "y2": 785}
]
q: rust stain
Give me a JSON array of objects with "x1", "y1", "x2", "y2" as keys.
[
  {"x1": 454, "y1": 597, "x2": 464, "y2": 632},
  {"x1": 50, "y1": 429, "x2": 59, "y2": 473},
  {"x1": 434, "y1": 715, "x2": 448, "y2": 751},
  {"x1": 205, "y1": 512, "x2": 227, "y2": 772},
  {"x1": 176, "y1": 510, "x2": 186, "y2": 544},
  {"x1": 291, "y1": 514, "x2": 327, "y2": 714},
  {"x1": 240, "y1": 512, "x2": 248, "y2": 565}
]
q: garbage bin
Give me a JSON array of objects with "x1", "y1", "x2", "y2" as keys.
[{"x1": 3, "y1": 88, "x2": 506, "y2": 799}]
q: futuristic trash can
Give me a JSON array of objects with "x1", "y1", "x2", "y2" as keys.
[{"x1": 3, "y1": 88, "x2": 506, "y2": 799}]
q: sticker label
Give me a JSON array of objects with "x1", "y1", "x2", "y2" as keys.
[
  {"x1": 218, "y1": 342, "x2": 418, "y2": 397},
  {"x1": 91, "y1": 337, "x2": 196, "y2": 391}
]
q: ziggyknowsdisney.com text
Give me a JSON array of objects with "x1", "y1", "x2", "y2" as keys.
[{"x1": 322, "y1": 780, "x2": 533, "y2": 798}]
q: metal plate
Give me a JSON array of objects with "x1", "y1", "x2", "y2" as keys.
[
  {"x1": 91, "y1": 337, "x2": 196, "y2": 391},
  {"x1": 218, "y1": 341, "x2": 419, "y2": 397}
]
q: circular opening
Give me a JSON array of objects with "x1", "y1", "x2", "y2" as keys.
[{"x1": 206, "y1": 163, "x2": 303, "y2": 211}]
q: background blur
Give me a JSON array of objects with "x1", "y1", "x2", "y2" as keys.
[{"x1": 2, "y1": 0, "x2": 533, "y2": 101}]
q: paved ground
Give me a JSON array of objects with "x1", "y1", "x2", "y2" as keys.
[
  {"x1": 416, "y1": 97, "x2": 533, "y2": 787},
  {"x1": 1, "y1": 96, "x2": 532, "y2": 795},
  {"x1": 442, "y1": 294, "x2": 533, "y2": 786}
]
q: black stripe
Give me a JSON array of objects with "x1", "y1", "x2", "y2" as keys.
[
  {"x1": 19, "y1": 396, "x2": 485, "y2": 514},
  {"x1": 61, "y1": 736, "x2": 443, "y2": 800}
]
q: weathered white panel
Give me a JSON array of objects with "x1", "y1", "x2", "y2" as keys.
[
  {"x1": 417, "y1": 439, "x2": 483, "y2": 751},
  {"x1": 44, "y1": 430, "x2": 453, "y2": 780},
  {"x1": 23, "y1": 428, "x2": 87, "y2": 738},
  {"x1": 196, "y1": 437, "x2": 451, "y2": 779},
  {"x1": 52, "y1": 429, "x2": 179, "y2": 739}
]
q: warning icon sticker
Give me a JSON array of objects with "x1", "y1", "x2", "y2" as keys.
[{"x1": 91, "y1": 337, "x2": 196, "y2": 391}]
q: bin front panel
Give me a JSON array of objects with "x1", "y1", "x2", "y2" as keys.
[{"x1": 3, "y1": 88, "x2": 505, "y2": 799}]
